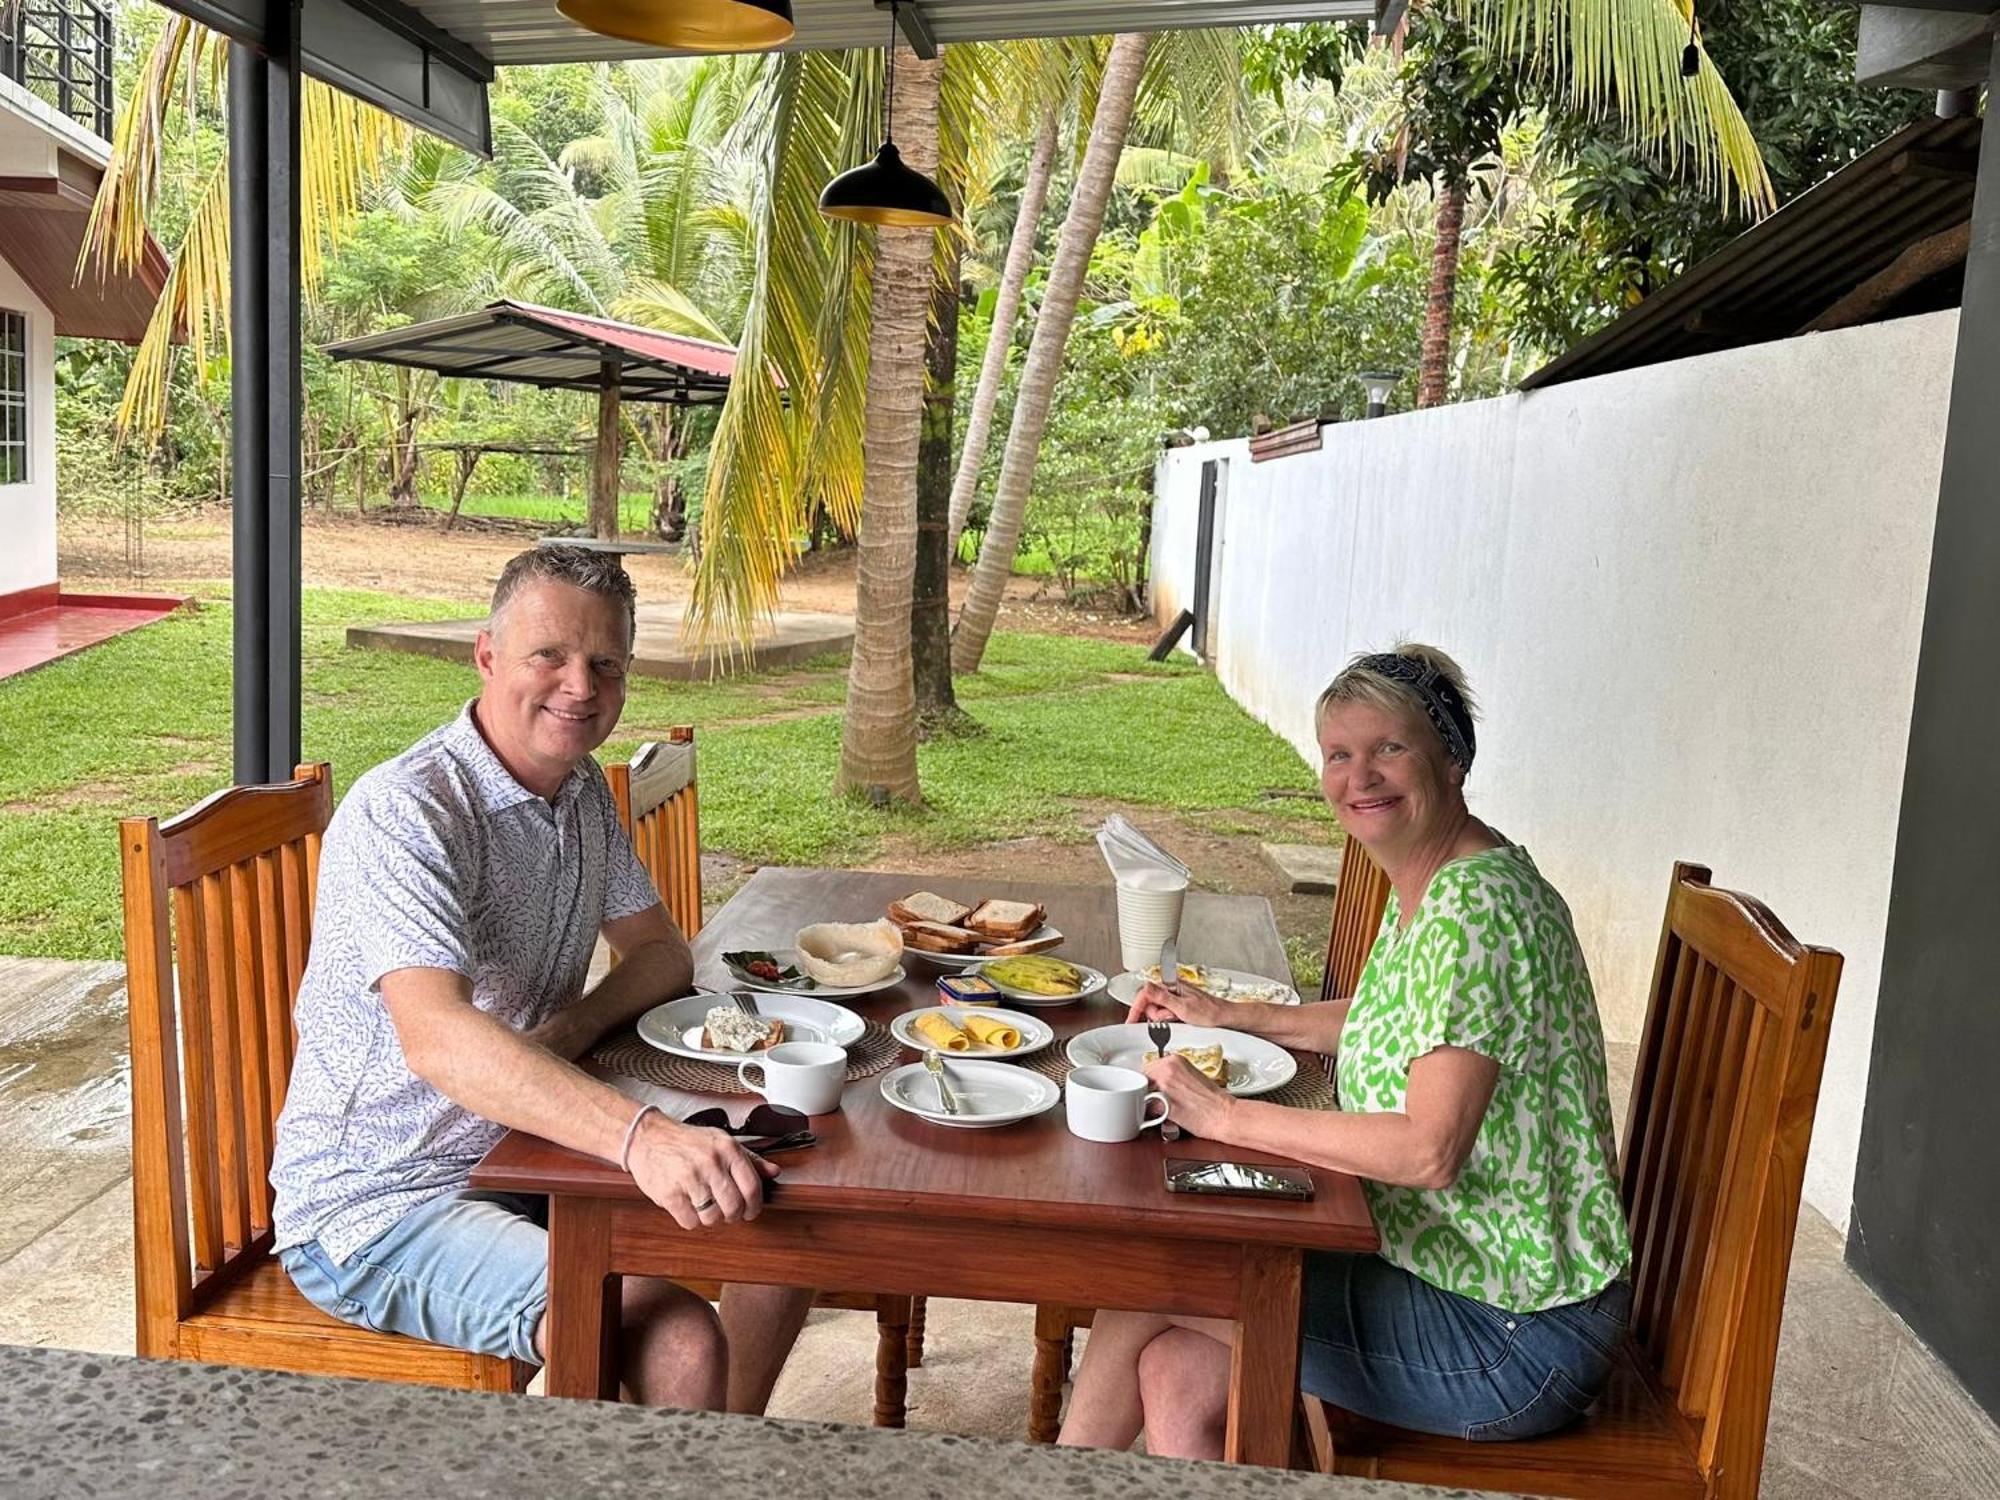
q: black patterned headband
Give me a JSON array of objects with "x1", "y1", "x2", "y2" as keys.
[{"x1": 1353, "y1": 653, "x2": 1476, "y2": 772}]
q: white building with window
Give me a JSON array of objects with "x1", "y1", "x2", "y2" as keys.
[{"x1": 0, "y1": 0, "x2": 166, "y2": 633}]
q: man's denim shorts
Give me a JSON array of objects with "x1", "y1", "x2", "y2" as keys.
[{"x1": 278, "y1": 1190, "x2": 548, "y2": 1365}]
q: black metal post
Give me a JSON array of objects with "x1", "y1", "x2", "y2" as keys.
[
  {"x1": 1848, "y1": 34, "x2": 2000, "y2": 1422},
  {"x1": 226, "y1": 2, "x2": 302, "y2": 784},
  {"x1": 265, "y1": 0, "x2": 303, "y2": 781},
  {"x1": 229, "y1": 39, "x2": 269, "y2": 784}
]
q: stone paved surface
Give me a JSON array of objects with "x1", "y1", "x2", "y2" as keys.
[{"x1": 1, "y1": 1343, "x2": 1516, "y2": 1499}]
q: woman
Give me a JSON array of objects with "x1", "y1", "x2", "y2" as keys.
[{"x1": 1059, "y1": 644, "x2": 1632, "y2": 1459}]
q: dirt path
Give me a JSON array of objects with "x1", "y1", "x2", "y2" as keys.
[{"x1": 60, "y1": 507, "x2": 1158, "y2": 643}]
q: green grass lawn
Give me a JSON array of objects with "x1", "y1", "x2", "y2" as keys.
[{"x1": 0, "y1": 586, "x2": 1330, "y2": 960}]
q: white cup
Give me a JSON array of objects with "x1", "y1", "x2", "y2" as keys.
[
  {"x1": 738, "y1": 1041, "x2": 847, "y2": 1115},
  {"x1": 1066, "y1": 1064, "x2": 1169, "y2": 1143},
  {"x1": 1116, "y1": 866, "x2": 1189, "y2": 972}
]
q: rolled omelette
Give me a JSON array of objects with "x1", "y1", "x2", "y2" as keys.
[
  {"x1": 914, "y1": 1012, "x2": 971, "y2": 1052},
  {"x1": 961, "y1": 1013, "x2": 1020, "y2": 1051}
]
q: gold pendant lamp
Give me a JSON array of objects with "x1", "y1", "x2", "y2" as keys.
[
  {"x1": 555, "y1": 0, "x2": 794, "y2": 52},
  {"x1": 819, "y1": 1, "x2": 954, "y2": 227}
]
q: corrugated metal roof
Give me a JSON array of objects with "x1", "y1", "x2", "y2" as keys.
[
  {"x1": 1522, "y1": 113, "x2": 1980, "y2": 391},
  {"x1": 324, "y1": 299, "x2": 738, "y2": 401},
  {"x1": 404, "y1": 0, "x2": 1377, "y2": 67}
]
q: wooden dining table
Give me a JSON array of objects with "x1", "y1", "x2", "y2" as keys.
[{"x1": 472, "y1": 867, "x2": 1379, "y2": 1466}]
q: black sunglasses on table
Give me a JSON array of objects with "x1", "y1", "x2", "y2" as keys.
[{"x1": 682, "y1": 1103, "x2": 816, "y2": 1152}]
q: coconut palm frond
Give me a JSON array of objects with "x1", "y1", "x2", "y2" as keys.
[
  {"x1": 1467, "y1": 0, "x2": 1773, "y2": 213},
  {"x1": 688, "y1": 50, "x2": 859, "y2": 653},
  {"x1": 115, "y1": 149, "x2": 230, "y2": 437},
  {"x1": 1140, "y1": 29, "x2": 1246, "y2": 174},
  {"x1": 611, "y1": 277, "x2": 733, "y2": 343},
  {"x1": 84, "y1": 12, "x2": 212, "y2": 280}
]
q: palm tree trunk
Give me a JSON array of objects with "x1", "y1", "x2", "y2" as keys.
[
  {"x1": 945, "y1": 104, "x2": 1058, "y2": 559},
  {"x1": 1417, "y1": 180, "x2": 1466, "y2": 410},
  {"x1": 913, "y1": 239, "x2": 963, "y2": 727},
  {"x1": 835, "y1": 39, "x2": 943, "y2": 804},
  {"x1": 951, "y1": 33, "x2": 1148, "y2": 675}
]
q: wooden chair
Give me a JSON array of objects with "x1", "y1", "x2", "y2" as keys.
[
  {"x1": 1024, "y1": 837, "x2": 1395, "y2": 1443},
  {"x1": 605, "y1": 728, "x2": 703, "y2": 938},
  {"x1": 1320, "y1": 837, "x2": 1393, "y2": 1004},
  {"x1": 606, "y1": 734, "x2": 922, "y2": 1427},
  {"x1": 1304, "y1": 862, "x2": 1844, "y2": 1499},
  {"x1": 123, "y1": 764, "x2": 528, "y2": 1392}
]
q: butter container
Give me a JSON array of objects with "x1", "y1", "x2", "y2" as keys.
[{"x1": 937, "y1": 973, "x2": 1001, "y2": 1005}]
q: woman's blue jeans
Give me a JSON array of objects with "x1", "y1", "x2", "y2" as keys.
[{"x1": 1301, "y1": 1252, "x2": 1632, "y2": 1441}]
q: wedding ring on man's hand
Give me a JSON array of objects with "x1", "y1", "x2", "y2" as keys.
[{"x1": 689, "y1": 1195, "x2": 715, "y2": 1212}]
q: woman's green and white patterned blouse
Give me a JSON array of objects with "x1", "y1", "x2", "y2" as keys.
[{"x1": 1335, "y1": 842, "x2": 1631, "y2": 1313}]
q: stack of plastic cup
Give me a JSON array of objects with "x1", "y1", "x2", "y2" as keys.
[{"x1": 1116, "y1": 866, "x2": 1189, "y2": 973}]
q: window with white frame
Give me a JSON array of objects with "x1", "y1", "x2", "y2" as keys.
[{"x1": 0, "y1": 311, "x2": 26, "y2": 486}]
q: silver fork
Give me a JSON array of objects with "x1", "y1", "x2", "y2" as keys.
[
  {"x1": 1148, "y1": 1010, "x2": 1186, "y2": 1142},
  {"x1": 731, "y1": 991, "x2": 761, "y2": 1017},
  {"x1": 923, "y1": 1050, "x2": 959, "y2": 1115}
]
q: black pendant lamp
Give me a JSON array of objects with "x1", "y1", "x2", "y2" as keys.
[
  {"x1": 555, "y1": 0, "x2": 794, "y2": 53},
  {"x1": 819, "y1": 1, "x2": 954, "y2": 228}
]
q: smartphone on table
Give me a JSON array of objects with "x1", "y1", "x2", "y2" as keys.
[{"x1": 1163, "y1": 1158, "x2": 1314, "y2": 1200}]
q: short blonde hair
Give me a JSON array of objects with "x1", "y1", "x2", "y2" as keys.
[{"x1": 1314, "y1": 643, "x2": 1479, "y2": 766}]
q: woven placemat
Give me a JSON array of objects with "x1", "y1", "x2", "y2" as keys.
[
  {"x1": 1022, "y1": 1047, "x2": 1337, "y2": 1111},
  {"x1": 592, "y1": 1019, "x2": 902, "y2": 1096}
]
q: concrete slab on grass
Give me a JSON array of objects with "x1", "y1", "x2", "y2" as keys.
[
  {"x1": 1262, "y1": 841, "x2": 1342, "y2": 895},
  {"x1": 347, "y1": 601, "x2": 853, "y2": 682}
]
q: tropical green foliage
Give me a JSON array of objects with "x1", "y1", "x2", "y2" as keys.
[{"x1": 61, "y1": 3, "x2": 1916, "y2": 611}]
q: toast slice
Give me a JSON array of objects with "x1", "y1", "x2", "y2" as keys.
[
  {"x1": 900, "y1": 920, "x2": 981, "y2": 954},
  {"x1": 888, "y1": 891, "x2": 974, "y2": 928},
  {"x1": 701, "y1": 1008, "x2": 785, "y2": 1053},
  {"x1": 978, "y1": 930, "x2": 1064, "y2": 957},
  {"x1": 964, "y1": 899, "x2": 1046, "y2": 941}
]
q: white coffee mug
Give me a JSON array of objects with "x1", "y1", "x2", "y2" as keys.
[
  {"x1": 738, "y1": 1041, "x2": 846, "y2": 1115},
  {"x1": 1066, "y1": 1064, "x2": 1169, "y2": 1143}
]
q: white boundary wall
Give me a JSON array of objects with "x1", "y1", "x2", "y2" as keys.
[
  {"x1": 1150, "y1": 311, "x2": 1956, "y2": 1230},
  {"x1": 0, "y1": 250, "x2": 56, "y2": 599}
]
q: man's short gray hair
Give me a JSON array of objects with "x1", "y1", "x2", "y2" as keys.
[{"x1": 489, "y1": 546, "x2": 638, "y2": 649}]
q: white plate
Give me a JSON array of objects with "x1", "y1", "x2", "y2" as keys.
[
  {"x1": 879, "y1": 1058, "x2": 1062, "y2": 1128},
  {"x1": 903, "y1": 925, "x2": 1066, "y2": 969},
  {"x1": 721, "y1": 950, "x2": 908, "y2": 998},
  {"x1": 636, "y1": 991, "x2": 868, "y2": 1063},
  {"x1": 970, "y1": 959, "x2": 1108, "y2": 1007},
  {"x1": 1105, "y1": 966, "x2": 1301, "y2": 1009},
  {"x1": 1064, "y1": 1023, "x2": 1297, "y2": 1097},
  {"x1": 888, "y1": 1005, "x2": 1054, "y2": 1060}
]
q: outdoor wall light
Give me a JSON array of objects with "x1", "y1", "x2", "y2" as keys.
[
  {"x1": 555, "y1": 0, "x2": 793, "y2": 53},
  {"x1": 819, "y1": 1, "x2": 955, "y2": 227},
  {"x1": 1359, "y1": 370, "x2": 1402, "y2": 419}
]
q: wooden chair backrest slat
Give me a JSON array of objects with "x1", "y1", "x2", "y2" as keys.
[
  {"x1": 1320, "y1": 838, "x2": 1393, "y2": 1005},
  {"x1": 608, "y1": 728, "x2": 702, "y2": 939},
  {"x1": 1620, "y1": 862, "x2": 1842, "y2": 1487},
  {"x1": 123, "y1": 763, "x2": 334, "y2": 1353}
]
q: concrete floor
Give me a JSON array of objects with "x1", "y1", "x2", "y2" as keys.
[{"x1": 4, "y1": 953, "x2": 1997, "y2": 1497}]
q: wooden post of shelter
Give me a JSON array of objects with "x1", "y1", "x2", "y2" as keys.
[{"x1": 592, "y1": 355, "x2": 622, "y2": 541}]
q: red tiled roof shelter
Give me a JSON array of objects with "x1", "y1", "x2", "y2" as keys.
[{"x1": 324, "y1": 300, "x2": 744, "y2": 542}]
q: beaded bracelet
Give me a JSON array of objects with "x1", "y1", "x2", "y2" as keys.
[{"x1": 619, "y1": 1103, "x2": 661, "y2": 1173}]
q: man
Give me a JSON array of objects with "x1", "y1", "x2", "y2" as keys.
[{"x1": 270, "y1": 546, "x2": 812, "y2": 1408}]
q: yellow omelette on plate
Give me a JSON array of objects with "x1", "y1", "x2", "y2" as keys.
[
  {"x1": 913, "y1": 1012, "x2": 971, "y2": 1051},
  {"x1": 961, "y1": 1013, "x2": 1020, "y2": 1050}
]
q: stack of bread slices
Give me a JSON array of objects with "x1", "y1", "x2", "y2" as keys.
[{"x1": 888, "y1": 891, "x2": 1059, "y2": 956}]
